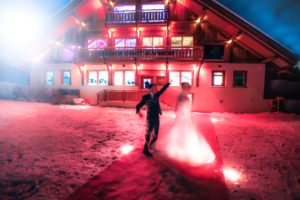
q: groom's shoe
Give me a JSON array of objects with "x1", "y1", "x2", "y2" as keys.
[
  {"x1": 143, "y1": 144, "x2": 153, "y2": 157},
  {"x1": 143, "y1": 150, "x2": 153, "y2": 157}
]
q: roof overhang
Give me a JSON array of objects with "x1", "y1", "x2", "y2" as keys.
[{"x1": 178, "y1": 0, "x2": 298, "y2": 67}]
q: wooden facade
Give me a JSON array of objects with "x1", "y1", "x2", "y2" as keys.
[{"x1": 31, "y1": 0, "x2": 297, "y2": 112}]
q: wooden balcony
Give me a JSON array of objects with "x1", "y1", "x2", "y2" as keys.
[
  {"x1": 75, "y1": 47, "x2": 203, "y2": 62},
  {"x1": 105, "y1": 10, "x2": 168, "y2": 24}
]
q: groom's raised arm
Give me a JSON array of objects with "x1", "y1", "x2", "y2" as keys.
[{"x1": 156, "y1": 82, "x2": 170, "y2": 97}]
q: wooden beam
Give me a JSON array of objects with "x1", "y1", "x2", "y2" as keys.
[{"x1": 262, "y1": 56, "x2": 279, "y2": 63}]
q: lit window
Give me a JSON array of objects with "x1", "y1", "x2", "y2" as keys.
[
  {"x1": 88, "y1": 71, "x2": 97, "y2": 85},
  {"x1": 212, "y1": 71, "x2": 225, "y2": 86},
  {"x1": 99, "y1": 71, "x2": 108, "y2": 85},
  {"x1": 170, "y1": 72, "x2": 180, "y2": 86},
  {"x1": 115, "y1": 39, "x2": 125, "y2": 48},
  {"x1": 87, "y1": 39, "x2": 107, "y2": 49},
  {"x1": 143, "y1": 37, "x2": 163, "y2": 47},
  {"x1": 62, "y1": 70, "x2": 71, "y2": 85},
  {"x1": 142, "y1": 4, "x2": 165, "y2": 10},
  {"x1": 143, "y1": 78, "x2": 152, "y2": 88},
  {"x1": 181, "y1": 72, "x2": 192, "y2": 85},
  {"x1": 125, "y1": 71, "x2": 135, "y2": 85},
  {"x1": 114, "y1": 5, "x2": 136, "y2": 12},
  {"x1": 183, "y1": 37, "x2": 193, "y2": 46},
  {"x1": 45, "y1": 71, "x2": 54, "y2": 85},
  {"x1": 171, "y1": 36, "x2": 193, "y2": 47},
  {"x1": 143, "y1": 38, "x2": 152, "y2": 47},
  {"x1": 153, "y1": 37, "x2": 163, "y2": 47},
  {"x1": 115, "y1": 38, "x2": 136, "y2": 49},
  {"x1": 233, "y1": 71, "x2": 247, "y2": 87},
  {"x1": 171, "y1": 37, "x2": 182, "y2": 47},
  {"x1": 114, "y1": 71, "x2": 123, "y2": 85},
  {"x1": 126, "y1": 38, "x2": 136, "y2": 48}
]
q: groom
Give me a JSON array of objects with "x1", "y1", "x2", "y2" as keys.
[{"x1": 136, "y1": 82, "x2": 170, "y2": 157}]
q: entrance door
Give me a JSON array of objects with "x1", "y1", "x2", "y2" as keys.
[{"x1": 141, "y1": 77, "x2": 153, "y2": 89}]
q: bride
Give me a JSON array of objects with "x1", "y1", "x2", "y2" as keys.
[{"x1": 156, "y1": 82, "x2": 215, "y2": 167}]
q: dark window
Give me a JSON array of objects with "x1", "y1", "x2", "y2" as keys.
[
  {"x1": 212, "y1": 71, "x2": 225, "y2": 86},
  {"x1": 233, "y1": 71, "x2": 247, "y2": 87},
  {"x1": 204, "y1": 45, "x2": 224, "y2": 60}
]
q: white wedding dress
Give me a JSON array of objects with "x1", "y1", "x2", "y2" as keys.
[{"x1": 157, "y1": 93, "x2": 215, "y2": 166}]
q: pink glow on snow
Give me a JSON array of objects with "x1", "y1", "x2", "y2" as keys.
[
  {"x1": 121, "y1": 144, "x2": 134, "y2": 155},
  {"x1": 211, "y1": 117, "x2": 219, "y2": 122},
  {"x1": 211, "y1": 117, "x2": 224, "y2": 123},
  {"x1": 59, "y1": 105, "x2": 90, "y2": 110},
  {"x1": 223, "y1": 167, "x2": 241, "y2": 184}
]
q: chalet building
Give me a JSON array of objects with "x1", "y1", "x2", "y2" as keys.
[{"x1": 31, "y1": 0, "x2": 298, "y2": 112}]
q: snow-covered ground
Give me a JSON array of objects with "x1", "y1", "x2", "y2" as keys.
[{"x1": 0, "y1": 100, "x2": 299, "y2": 200}]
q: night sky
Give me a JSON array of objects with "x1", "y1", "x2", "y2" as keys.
[{"x1": 217, "y1": 0, "x2": 300, "y2": 57}]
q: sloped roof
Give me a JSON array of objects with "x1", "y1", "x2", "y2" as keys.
[{"x1": 46, "y1": 0, "x2": 298, "y2": 67}]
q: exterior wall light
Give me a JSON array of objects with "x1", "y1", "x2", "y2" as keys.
[{"x1": 226, "y1": 39, "x2": 232, "y2": 44}]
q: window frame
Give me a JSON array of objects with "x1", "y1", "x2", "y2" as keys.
[
  {"x1": 98, "y1": 71, "x2": 109, "y2": 86},
  {"x1": 87, "y1": 70, "x2": 109, "y2": 86},
  {"x1": 169, "y1": 70, "x2": 193, "y2": 86},
  {"x1": 125, "y1": 71, "x2": 135, "y2": 86},
  {"x1": 86, "y1": 39, "x2": 108, "y2": 49},
  {"x1": 113, "y1": 5, "x2": 136, "y2": 12},
  {"x1": 113, "y1": 70, "x2": 136, "y2": 86},
  {"x1": 142, "y1": 37, "x2": 164, "y2": 48},
  {"x1": 171, "y1": 36, "x2": 194, "y2": 48},
  {"x1": 212, "y1": 70, "x2": 225, "y2": 87},
  {"x1": 233, "y1": 71, "x2": 247, "y2": 88},
  {"x1": 61, "y1": 70, "x2": 71, "y2": 85},
  {"x1": 142, "y1": 4, "x2": 165, "y2": 11},
  {"x1": 114, "y1": 38, "x2": 137, "y2": 49},
  {"x1": 45, "y1": 70, "x2": 54, "y2": 86}
]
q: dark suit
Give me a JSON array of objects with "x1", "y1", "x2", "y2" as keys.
[{"x1": 136, "y1": 82, "x2": 170, "y2": 151}]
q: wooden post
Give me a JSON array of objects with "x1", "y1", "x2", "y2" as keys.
[
  {"x1": 106, "y1": 64, "x2": 112, "y2": 86},
  {"x1": 197, "y1": 59, "x2": 204, "y2": 87},
  {"x1": 166, "y1": 60, "x2": 169, "y2": 82}
]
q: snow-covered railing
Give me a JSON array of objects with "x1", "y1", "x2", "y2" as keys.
[
  {"x1": 97, "y1": 89, "x2": 148, "y2": 104},
  {"x1": 97, "y1": 88, "x2": 178, "y2": 109}
]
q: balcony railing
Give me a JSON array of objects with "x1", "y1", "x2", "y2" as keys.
[
  {"x1": 97, "y1": 90, "x2": 148, "y2": 103},
  {"x1": 97, "y1": 89, "x2": 176, "y2": 108},
  {"x1": 106, "y1": 10, "x2": 168, "y2": 24},
  {"x1": 75, "y1": 47, "x2": 203, "y2": 62}
]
